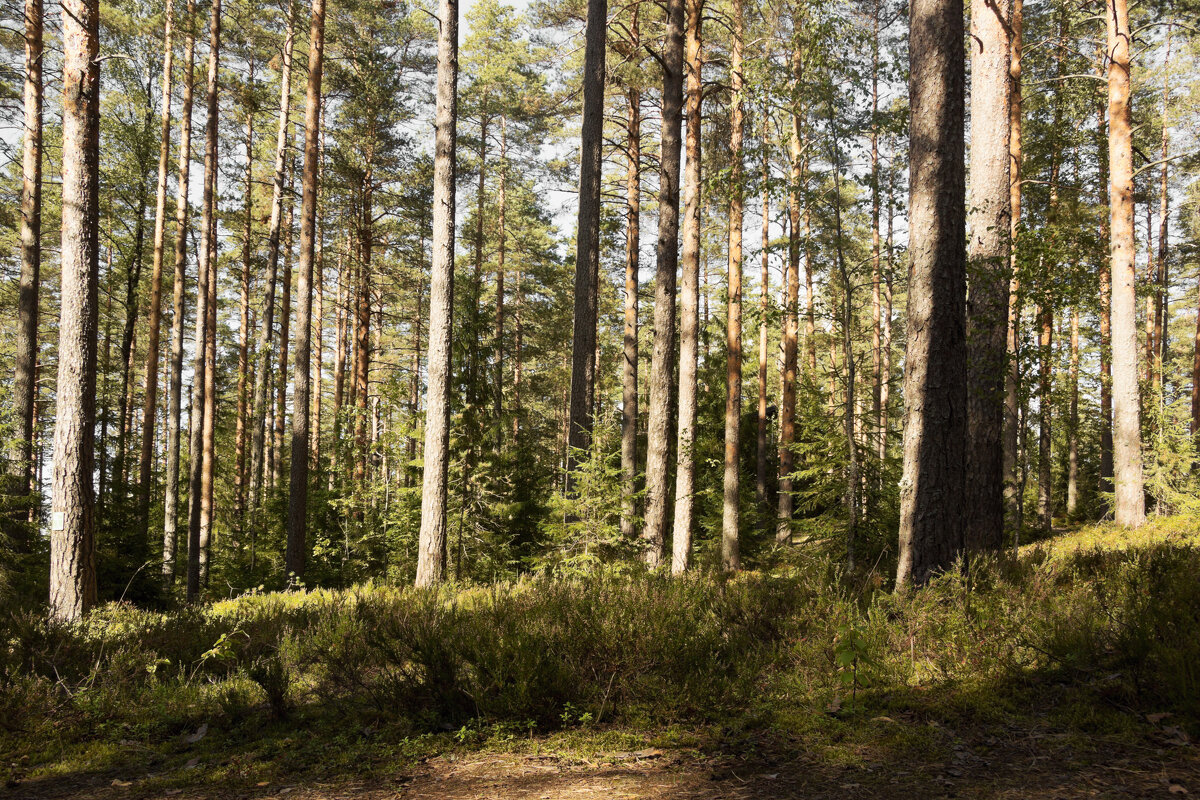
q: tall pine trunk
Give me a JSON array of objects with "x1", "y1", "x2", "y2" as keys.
[
  {"x1": 756, "y1": 145, "x2": 769, "y2": 507},
  {"x1": 1105, "y1": 0, "x2": 1145, "y2": 527},
  {"x1": 249, "y1": 0, "x2": 297, "y2": 512},
  {"x1": 640, "y1": 0, "x2": 684, "y2": 567},
  {"x1": 964, "y1": 0, "x2": 1011, "y2": 552},
  {"x1": 1067, "y1": 308, "x2": 1079, "y2": 515},
  {"x1": 11, "y1": 0, "x2": 43, "y2": 526},
  {"x1": 163, "y1": 0, "x2": 196, "y2": 585},
  {"x1": 895, "y1": 0, "x2": 967, "y2": 588},
  {"x1": 565, "y1": 0, "x2": 608, "y2": 487},
  {"x1": 1001, "y1": 0, "x2": 1022, "y2": 543},
  {"x1": 670, "y1": 0, "x2": 703, "y2": 574},
  {"x1": 286, "y1": 0, "x2": 326, "y2": 582},
  {"x1": 620, "y1": 85, "x2": 640, "y2": 542},
  {"x1": 415, "y1": 0, "x2": 458, "y2": 586},
  {"x1": 721, "y1": 0, "x2": 744, "y2": 572},
  {"x1": 50, "y1": 0, "x2": 101, "y2": 621}
]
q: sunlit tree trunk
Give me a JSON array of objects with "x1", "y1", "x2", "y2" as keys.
[
  {"x1": 163, "y1": 0, "x2": 196, "y2": 585},
  {"x1": 415, "y1": 0, "x2": 458, "y2": 586},
  {"x1": 235, "y1": 98, "x2": 253, "y2": 534},
  {"x1": 670, "y1": 0, "x2": 703, "y2": 574},
  {"x1": 50, "y1": 0, "x2": 101, "y2": 621},
  {"x1": 721, "y1": 0, "x2": 744, "y2": 573},
  {"x1": 756, "y1": 145, "x2": 769, "y2": 507},
  {"x1": 1105, "y1": 0, "x2": 1145, "y2": 527},
  {"x1": 1067, "y1": 307, "x2": 1079, "y2": 515},
  {"x1": 640, "y1": 0, "x2": 684, "y2": 567},
  {"x1": 895, "y1": 0, "x2": 967, "y2": 589}
]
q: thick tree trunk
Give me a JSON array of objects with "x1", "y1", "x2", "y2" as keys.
[
  {"x1": 670, "y1": 0, "x2": 703, "y2": 574},
  {"x1": 1105, "y1": 0, "x2": 1145, "y2": 527},
  {"x1": 895, "y1": 0, "x2": 967, "y2": 589},
  {"x1": 621, "y1": 86, "x2": 640, "y2": 542},
  {"x1": 11, "y1": 0, "x2": 43, "y2": 521},
  {"x1": 415, "y1": 0, "x2": 458, "y2": 586},
  {"x1": 964, "y1": 0, "x2": 1011, "y2": 552},
  {"x1": 249, "y1": 0, "x2": 297, "y2": 511},
  {"x1": 640, "y1": 0, "x2": 684, "y2": 567},
  {"x1": 163, "y1": 0, "x2": 196, "y2": 586},
  {"x1": 721, "y1": 0, "x2": 744, "y2": 572},
  {"x1": 140, "y1": 0, "x2": 175, "y2": 528},
  {"x1": 565, "y1": 0, "x2": 607, "y2": 486},
  {"x1": 186, "y1": 0, "x2": 221, "y2": 600},
  {"x1": 286, "y1": 0, "x2": 326, "y2": 581},
  {"x1": 50, "y1": 0, "x2": 101, "y2": 621}
]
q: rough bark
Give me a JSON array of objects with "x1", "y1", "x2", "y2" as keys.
[
  {"x1": 163, "y1": 0, "x2": 196, "y2": 586},
  {"x1": 964, "y1": 0, "x2": 1011, "y2": 552},
  {"x1": 1001, "y1": 0, "x2": 1022, "y2": 543},
  {"x1": 565, "y1": 0, "x2": 607, "y2": 487},
  {"x1": 286, "y1": 0, "x2": 326, "y2": 582},
  {"x1": 895, "y1": 0, "x2": 967, "y2": 589},
  {"x1": 721, "y1": 0, "x2": 743, "y2": 573},
  {"x1": 186, "y1": 0, "x2": 221, "y2": 600},
  {"x1": 249, "y1": 0, "x2": 297, "y2": 511},
  {"x1": 1105, "y1": 0, "x2": 1145, "y2": 527},
  {"x1": 50, "y1": 0, "x2": 101, "y2": 621},
  {"x1": 415, "y1": 0, "x2": 457, "y2": 586},
  {"x1": 621, "y1": 86, "x2": 640, "y2": 542},
  {"x1": 11, "y1": 0, "x2": 43, "y2": 516},
  {"x1": 670, "y1": 0, "x2": 703, "y2": 574},
  {"x1": 640, "y1": 0, "x2": 684, "y2": 568}
]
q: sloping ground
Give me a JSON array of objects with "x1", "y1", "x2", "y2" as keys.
[{"x1": 15, "y1": 717, "x2": 1197, "y2": 800}]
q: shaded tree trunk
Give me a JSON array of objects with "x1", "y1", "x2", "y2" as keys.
[
  {"x1": 1002, "y1": 0, "x2": 1023, "y2": 543},
  {"x1": 287, "y1": 0, "x2": 327, "y2": 582},
  {"x1": 235, "y1": 100, "x2": 253, "y2": 534},
  {"x1": 273, "y1": 171, "x2": 295, "y2": 492},
  {"x1": 964, "y1": 0, "x2": 1011, "y2": 552},
  {"x1": 756, "y1": 144, "x2": 769, "y2": 507},
  {"x1": 415, "y1": 0, "x2": 458, "y2": 586},
  {"x1": 11, "y1": 0, "x2": 43, "y2": 526},
  {"x1": 777, "y1": 52, "x2": 802, "y2": 543},
  {"x1": 1037, "y1": 305, "x2": 1052, "y2": 534},
  {"x1": 621, "y1": 85, "x2": 640, "y2": 541},
  {"x1": 640, "y1": 0, "x2": 685, "y2": 567},
  {"x1": 1067, "y1": 307, "x2": 1079, "y2": 515},
  {"x1": 249, "y1": 0, "x2": 297, "y2": 512},
  {"x1": 565, "y1": 0, "x2": 608, "y2": 487},
  {"x1": 895, "y1": 0, "x2": 967, "y2": 589}
]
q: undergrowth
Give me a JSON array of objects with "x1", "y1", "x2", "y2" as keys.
[{"x1": 1, "y1": 517, "x2": 1198, "y2": 791}]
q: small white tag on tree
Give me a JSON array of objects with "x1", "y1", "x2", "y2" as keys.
[{"x1": 52, "y1": 511, "x2": 65, "y2": 531}]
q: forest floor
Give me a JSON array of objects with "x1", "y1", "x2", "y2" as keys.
[
  {"x1": 8, "y1": 520, "x2": 1200, "y2": 800},
  {"x1": 13, "y1": 710, "x2": 1199, "y2": 800}
]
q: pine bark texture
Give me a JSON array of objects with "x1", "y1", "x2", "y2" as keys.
[
  {"x1": 964, "y1": 0, "x2": 1011, "y2": 552},
  {"x1": 50, "y1": 0, "x2": 101, "y2": 621},
  {"x1": 670, "y1": 0, "x2": 702, "y2": 575},
  {"x1": 621, "y1": 87, "x2": 640, "y2": 542},
  {"x1": 1105, "y1": 0, "x2": 1145, "y2": 527},
  {"x1": 287, "y1": 0, "x2": 327, "y2": 581},
  {"x1": 565, "y1": 0, "x2": 607, "y2": 485},
  {"x1": 641, "y1": 0, "x2": 684, "y2": 568},
  {"x1": 721, "y1": 0, "x2": 744, "y2": 573},
  {"x1": 895, "y1": 0, "x2": 967, "y2": 589},
  {"x1": 416, "y1": 0, "x2": 458, "y2": 586}
]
